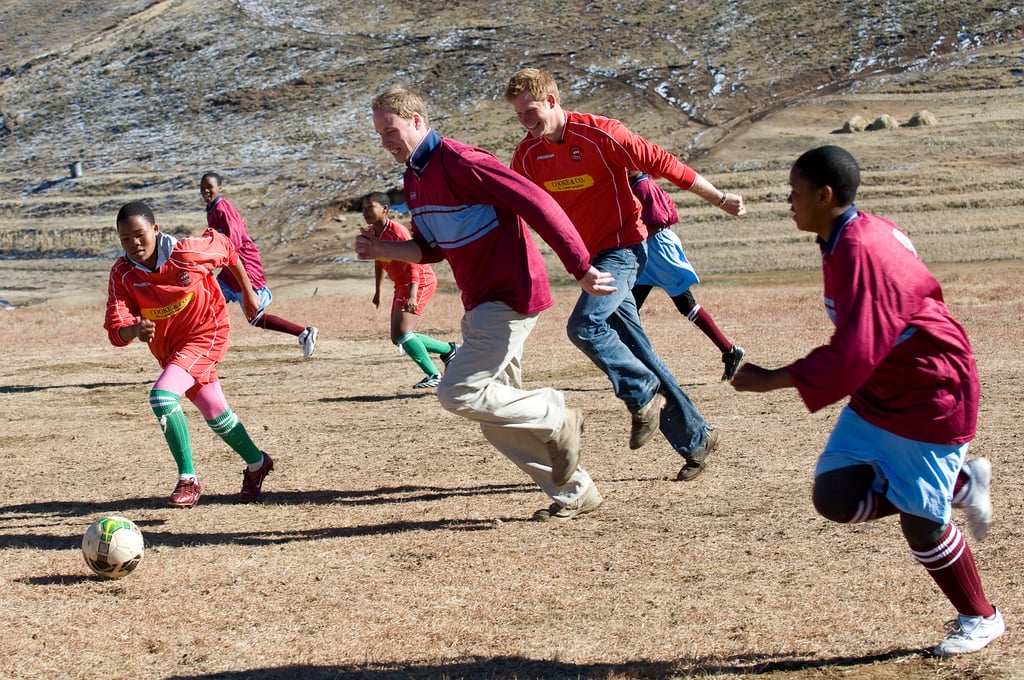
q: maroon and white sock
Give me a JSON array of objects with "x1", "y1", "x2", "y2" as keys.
[{"x1": 911, "y1": 522, "x2": 994, "y2": 617}]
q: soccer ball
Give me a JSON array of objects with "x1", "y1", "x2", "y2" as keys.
[{"x1": 81, "y1": 516, "x2": 145, "y2": 579}]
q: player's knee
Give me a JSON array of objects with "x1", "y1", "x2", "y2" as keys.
[
  {"x1": 899, "y1": 512, "x2": 946, "y2": 545},
  {"x1": 812, "y1": 487, "x2": 855, "y2": 523},
  {"x1": 812, "y1": 465, "x2": 876, "y2": 523},
  {"x1": 566, "y1": 318, "x2": 597, "y2": 351},
  {"x1": 149, "y1": 388, "x2": 181, "y2": 417},
  {"x1": 672, "y1": 291, "x2": 696, "y2": 315},
  {"x1": 436, "y1": 380, "x2": 476, "y2": 414}
]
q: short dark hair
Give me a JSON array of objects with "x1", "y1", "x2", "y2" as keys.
[
  {"x1": 362, "y1": 191, "x2": 390, "y2": 208},
  {"x1": 116, "y1": 201, "x2": 155, "y2": 226},
  {"x1": 201, "y1": 172, "x2": 223, "y2": 186},
  {"x1": 792, "y1": 145, "x2": 860, "y2": 205}
]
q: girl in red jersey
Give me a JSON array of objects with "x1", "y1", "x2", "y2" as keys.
[
  {"x1": 104, "y1": 201, "x2": 274, "y2": 508},
  {"x1": 361, "y1": 191, "x2": 459, "y2": 389}
]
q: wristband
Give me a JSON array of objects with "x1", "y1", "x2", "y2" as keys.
[{"x1": 717, "y1": 192, "x2": 728, "y2": 207}]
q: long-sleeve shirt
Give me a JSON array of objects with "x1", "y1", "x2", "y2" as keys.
[
  {"x1": 104, "y1": 230, "x2": 238, "y2": 368},
  {"x1": 788, "y1": 208, "x2": 979, "y2": 445},
  {"x1": 205, "y1": 195, "x2": 267, "y2": 292},
  {"x1": 510, "y1": 111, "x2": 697, "y2": 255},
  {"x1": 403, "y1": 129, "x2": 592, "y2": 314}
]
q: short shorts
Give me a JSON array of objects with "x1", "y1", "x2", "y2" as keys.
[
  {"x1": 636, "y1": 229, "x2": 700, "y2": 296},
  {"x1": 815, "y1": 406, "x2": 968, "y2": 524},
  {"x1": 219, "y1": 283, "x2": 273, "y2": 326}
]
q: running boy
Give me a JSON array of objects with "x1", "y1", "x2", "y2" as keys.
[
  {"x1": 628, "y1": 170, "x2": 744, "y2": 381},
  {"x1": 731, "y1": 145, "x2": 1002, "y2": 655},
  {"x1": 356, "y1": 85, "x2": 616, "y2": 521},
  {"x1": 104, "y1": 201, "x2": 275, "y2": 507},
  {"x1": 505, "y1": 67, "x2": 745, "y2": 481},
  {"x1": 362, "y1": 191, "x2": 459, "y2": 389},
  {"x1": 200, "y1": 172, "x2": 318, "y2": 359}
]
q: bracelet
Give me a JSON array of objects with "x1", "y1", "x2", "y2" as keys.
[{"x1": 717, "y1": 192, "x2": 728, "y2": 207}]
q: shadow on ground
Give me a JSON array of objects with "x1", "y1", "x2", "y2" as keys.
[{"x1": 159, "y1": 648, "x2": 926, "y2": 678}]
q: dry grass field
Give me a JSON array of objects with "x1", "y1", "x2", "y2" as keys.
[
  {"x1": 3, "y1": 88, "x2": 1024, "y2": 678},
  {"x1": 2, "y1": 3, "x2": 1023, "y2": 679}
]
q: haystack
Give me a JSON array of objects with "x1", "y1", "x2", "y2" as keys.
[
  {"x1": 842, "y1": 115, "x2": 870, "y2": 133},
  {"x1": 908, "y1": 110, "x2": 938, "y2": 126},
  {"x1": 868, "y1": 114, "x2": 898, "y2": 130}
]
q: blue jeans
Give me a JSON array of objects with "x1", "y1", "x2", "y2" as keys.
[{"x1": 567, "y1": 244, "x2": 710, "y2": 455}]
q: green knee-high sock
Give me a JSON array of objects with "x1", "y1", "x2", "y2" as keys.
[
  {"x1": 150, "y1": 389, "x2": 194, "y2": 476},
  {"x1": 206, "y1": 408, "x2": 263, "y2": 465},
  {"x1": 397, "y1": 332, "x2": 440, "y2": 376},
  {"x1": 416, "y1": 333, "x2": 452, "y2": 355}
]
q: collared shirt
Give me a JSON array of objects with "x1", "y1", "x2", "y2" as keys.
[{"x1": 789, "y1": 209, "x2": 979, "y2": 444}]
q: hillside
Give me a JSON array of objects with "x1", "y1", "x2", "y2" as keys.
[{"x1": 0, "y1": 0, "x2": 1022, "y2": 302}]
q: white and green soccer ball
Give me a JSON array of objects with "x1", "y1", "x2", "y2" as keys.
[{"x1": 81, "y1": 516, "x2": 145, "y2": 579}]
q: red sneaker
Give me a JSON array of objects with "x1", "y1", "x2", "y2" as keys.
[
  {"x1": 240, "y1": 453, "x2": 274, "y2": 503},
  {"x1": 168, "y1": 478, "x2": 201, "y2": 508}
]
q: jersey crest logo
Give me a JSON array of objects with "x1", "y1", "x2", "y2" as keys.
[
  {"x1": 177, "y1": 271, "x2": 191, "y2": 286},
  {"x1": 141, "y1": 292, "x2": 195, "y2": 320},
  {"x1": 570, "y1": 145, "x2": 583, "y2": 162}
]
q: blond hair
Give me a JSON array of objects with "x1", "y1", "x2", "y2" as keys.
[
  {"x1": 504, "y1": 68, "x2": 560, "y2": 104},
  {"x1": 371, "y1": 86, "x2": 429, "y2": 127}
]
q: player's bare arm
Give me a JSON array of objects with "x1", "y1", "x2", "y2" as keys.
[
  {"x1": 226, "y1": 259, "x2": 261, "y2": 321},
  {"x1": 730, "y1": 363, "x2": 793, "y2": 391},
  {"x1": 119, "y1": 318, "x2": 156, "y2": 343},
  {"x1": 688, "y1": 174, "x2": 747, "y2": 217}
]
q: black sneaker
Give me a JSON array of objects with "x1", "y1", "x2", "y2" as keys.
[
  {"x1": 413, "y1": 374, "x2": 441, "y2": 389},
  {"x1": 722, "y1": 345, "x2": 744, "y2": 381},
  {"x1": 440, "y1": 342, "x2": 459, "y2": 368}
]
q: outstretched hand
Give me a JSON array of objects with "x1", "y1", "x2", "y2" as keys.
[
  {"x1": 730, "y1": 363, "x2": 793, "y2": 392},
  {"x1": 579, "y1": 266, "x2": 617, "y2": 296},
  {"x1": 354, "y1": 228, "x2": 380, "y2": 260}
]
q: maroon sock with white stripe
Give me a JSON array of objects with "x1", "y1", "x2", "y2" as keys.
[{"x1": 910, "y1": 523, "x2": 994, "y2": 617}]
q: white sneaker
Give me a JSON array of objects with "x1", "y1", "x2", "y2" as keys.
[
  {"x1": 933, "y1": 607, "x2": 1005, "y2": 656},
  {"x1": 958, "y1": 458, "x2": 992, "y2": 541},
  {"x1": 298, "y1": 327, "x2": 318, "y2": 359}
]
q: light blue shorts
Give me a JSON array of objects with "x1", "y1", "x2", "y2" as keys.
[
  {"x1": 815, "y1": 406, "x2": 968, "y2": 524},
  {"x1": 636, "y1": 229, "x2": 699, "y2": 296},
  {"x1": 219, "y1": 282, "x2": 273, "y2": 326}
]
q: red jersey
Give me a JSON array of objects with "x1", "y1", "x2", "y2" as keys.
[
  {"x1": 205, "y1": 196, "x2": 267, "y2": 292},
  {"x1": 104, "y1": 230, "x2": 238, "y2": 372},
  {"x1": 375, "y1": 218, "x2": 437, "y2": 290},
  {"x1": 510, "y1": 111, "x2": 697, "y2": 255},
  {"x1": 788, "y1": 209, "x2": 979, "y2": 444}
]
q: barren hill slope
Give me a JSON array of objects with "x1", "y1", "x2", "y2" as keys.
[{"x1": 1, "y1": 0, "x2": 1022, "y2": 294}]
